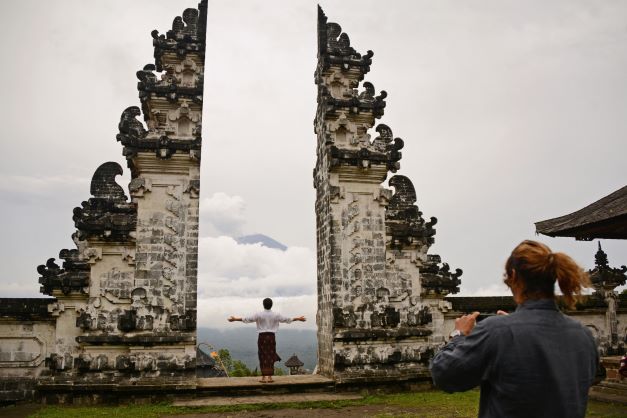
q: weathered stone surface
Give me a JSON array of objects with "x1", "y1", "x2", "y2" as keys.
[
  {"x1": 0, "y1": 1, "x2": 206, "y2": 401},
  {"x1": 314, "y1": 7, "x2": 462, "y2": 382}
]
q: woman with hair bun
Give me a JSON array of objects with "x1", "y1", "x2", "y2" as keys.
[{"x1": 431, "y1": 240, "x2": 598, "y2": 418}]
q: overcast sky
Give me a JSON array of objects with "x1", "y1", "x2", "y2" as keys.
[{"x1": 0, "y1": 0, "x2": 625, "y2": 330}]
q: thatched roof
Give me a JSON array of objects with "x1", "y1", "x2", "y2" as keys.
[
  {"x1": 285, "y1": 354, "x2": 304, "y2": 368},
  {"x1": 535, "y1": 185, "x2": 627, "y2": 240}
]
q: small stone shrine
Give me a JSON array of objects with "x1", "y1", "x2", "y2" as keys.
[
  {"x1": 285, "y1": 354, "x2": 305, "y2": 375},
  {"x1": 314, "y1": 6, "x2": 462, "y2": 383},
  {"x1": 589, "y1": 244, "x2": 626, "y2": 355}
]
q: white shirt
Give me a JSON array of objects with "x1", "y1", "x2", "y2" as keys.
[{"x1": 243, "y1": 309, "x2": 292, "y2": 333}]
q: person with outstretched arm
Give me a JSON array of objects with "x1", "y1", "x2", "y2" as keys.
[
  {"x1": 431, "y1": 240, "x2": 598, "y2": 418},
  {"x1": 228, "y1": 298, "x2": 306, "y2": 383}
]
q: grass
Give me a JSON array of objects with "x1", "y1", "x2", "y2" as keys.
[{"x1": 24, "y1": 390, "x2": 626, "y2": 418}]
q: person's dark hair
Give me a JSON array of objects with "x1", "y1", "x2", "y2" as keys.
[
  {"x1": 504, "y1": 240, "x2": 590, "y2": 309},
  {"x1": 263, "y1": 298, "x2": 273, "y2": 310}
]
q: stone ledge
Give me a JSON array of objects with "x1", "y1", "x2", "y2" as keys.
[
  {"x1": 334, "y1": 327, "x2": 432, "y2": 341},
  {"x1": 76, "y1": 334, "x2": 195, "y2": 345},
  {"x1": 0, "y1": 298, "x2": 55, "y2": 321}
]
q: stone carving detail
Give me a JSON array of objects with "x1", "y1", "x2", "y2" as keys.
[
  {"x1": 72, "y1": 162, "x2": 136, "y2": 242},
  {"x1": 90, "y1": 162, "x2": 127, "y2": 201},
  {"x1": 137, "y1": 62, "x2": 203, "y2": 105},
  {"x1": 151, "y1": 1, "x2": 207, "y2": 71},
  {"x1": 386, "y1": 175, "x2": 437, "y2": 248},
  {"x1": 316, "y1": 6, "x2": 373, "y2": 76},
  {"x1": 117, "y1": 107, "x2": 147, "y2": 144},
  {"x1": 421, "y1": 255, "x2": 463, "y2": 296},
  {"x1": 46, "y1": 353, "x2": 73, "y2": 371},
  {"x1": 314, "y1": 7, "x2": 461, "y2": 382},
  {"x1": 37, "y1": 256, "x2": 89, "y2": 296},
  {"x1": 372, "y1": 124, "x2": 404, "y2": 171},
  {"x1": 117, "y1": 104, "x2": 202, "y2": 164},
  {"x1": 165, "y1": 100, "x2": 202, "y2": 138},
  {"x1": 319, "y1": 83, "x2": 387, "y2": 119},
  {"x1": 129, "y1": 177, "x2": 152, "y2": 197},
  {"x1": 31, "y1": 0, "x2": 206, "y2": 386}
]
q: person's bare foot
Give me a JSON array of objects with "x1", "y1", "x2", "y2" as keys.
[{"x1": 266, "y1": 379, "x2": 274, "y2": 383}]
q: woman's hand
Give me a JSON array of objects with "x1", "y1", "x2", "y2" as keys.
[
  {"x1": 455, "y1": 311, "x2": 480, "y2": 336},
  {"x1": 294, "y1": 316, "x2": 306, "y2": 322},
  {"x1": 228, "y1": 316, "x2": 241, "y2": 322}
]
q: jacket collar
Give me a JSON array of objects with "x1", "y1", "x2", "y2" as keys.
[{"x1": 516, "y1": 299, "x2": 559, "y2": 311}]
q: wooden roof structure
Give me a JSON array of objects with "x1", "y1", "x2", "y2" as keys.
[
  {"x1": 535, "y1": 185, "x2": 627, "y2": 240},
  {"x1": 285, "y1": 354, "x2": 304, "y2": 368}
]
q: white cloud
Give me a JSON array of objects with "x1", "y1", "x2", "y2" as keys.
[
  {"x1": 197, "y1": 294, "x2": 317, "y2": 330},
  {"x1": 0, "y1": 175, "x2": 89, "y2": 196},
  {"x1": 456, "y1": 282, "x2": 512, "y2": 297},
  {"x1": 0, "y1": 281, "x2": 46, "y2": 298},
  {"x1": 198, "y1": 236, "x2": 316, "y2": 298},
  {"x1": 199, "y1": 192, "x2": 247, "y2": 237},
  {"x1": 196, "y1": 235, "x2": 317, "y2": 327}
]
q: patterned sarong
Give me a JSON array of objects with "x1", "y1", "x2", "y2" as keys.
[{"x1": 258, "y1": 332, "x2": 281, "y2": 376}]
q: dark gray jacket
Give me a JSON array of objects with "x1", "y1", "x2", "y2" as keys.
[{"x1": 431, "y1": 299, "x2": 598, "y2": 418}]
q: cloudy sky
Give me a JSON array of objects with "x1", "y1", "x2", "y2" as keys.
[{"x1": 0, "y1": 0, "x2": 625, "y2": 330}]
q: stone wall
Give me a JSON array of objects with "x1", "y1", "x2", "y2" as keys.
[
  {"x1": 0, "y1": 299, "x2": 55, "y2": 402},
  {"x1": 314, "y1": 7, "x2": 462, "y2": 383},
  {"x1": 445, "y1": 293, "x2": 627, "y2": 356}
]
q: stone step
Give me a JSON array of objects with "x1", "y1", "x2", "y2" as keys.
[
  {"x1": 595, "y1": 381, "x2": 627, "y2": 392},
  {"x1": 195, "y1": 375, "x2": 335, "y2": 396},
  {"x1": 173, "y1": 392, "x2": 362, "y2": 407},
  {"x1": 590, "y1": 382, "x2": 627, "y2": 399},
  {"x1": 589, "y1": 381, "x2": 627, "y2": 405},
  {"x1": 588, "y1": 389, "x2": 627, "y2": 405}
]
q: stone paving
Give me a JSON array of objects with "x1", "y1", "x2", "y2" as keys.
[
  {"x1": 196, "y1": 375, "x2": 333, "y2": 388},
  {"x1": 174, "y1": 392, "x2": 361, "y2": 407}
]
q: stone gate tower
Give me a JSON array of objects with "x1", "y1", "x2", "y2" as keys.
[
  {"x1": 35, "y1": 1, "x2": 207, "y2": 386},
  {"x1": 314, "y1": 7, "x2": 462, "y2": 382}
]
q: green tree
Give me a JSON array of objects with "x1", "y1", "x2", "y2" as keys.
[
  {"x1": 216, "y1": 349, "x2": 257, "y2": 376},
  {"x1": 217, "y1": 348, "x2": 233, "y2": 375},
  {"x1": 231, "y1": 360, "x2": 253, "y2": 377},
  {"x1": 216, "y1": 348, "x2": 285, "y2": 377}
]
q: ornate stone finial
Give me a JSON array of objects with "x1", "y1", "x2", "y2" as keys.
[
  {"x1": 90, "y1": 162, "x2": 127, "y2": 201},
  {"x1": 151, "y1": 1, "x2": 208, "y2": 71},
  {"x1": 388, "y1": 175, "x2": 417, "y2": 211},
  {"x1": 117, "y1": 106, "x2": 147, "y2": 144},
  {"x1": 316, "y1": 5, "x2": 373, "y2": 76},
  {"x1": 37, "y1": 256, "x2": 89, "y2": 296},
  {"x1": 594, "y1": 242, "x2": 609, "y2": 269},
  {"x1": 386, "y1": 175, "x2": 436, "y2": 247},
  {"x1": 589, "y1": 242, "x2": 627, "y2": 292},
  {"x1": 71, "y1": 163, "x2": 137, "y2": 241},
  {"x1": 372, "y1": 124, "x2": 403, "y2": 171},
  {"x1": 420, "y1": 254, "x2": 463, "y2": 296}
]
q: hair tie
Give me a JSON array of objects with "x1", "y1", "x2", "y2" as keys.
[{"x1": 547, "y1": 253, "x2": 555, "y2": 265}]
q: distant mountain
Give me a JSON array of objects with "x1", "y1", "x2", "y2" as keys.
[
  {"x1": 198, "y1": 327, "x2": 317, "y2": 372},
  {"x1": 235, "y1": 234, "x2": 287, "y2": 251}
]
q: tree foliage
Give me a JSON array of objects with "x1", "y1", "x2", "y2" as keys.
[{"x1": 216, "y1": 348, "x2": 287, "y2": 377}]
